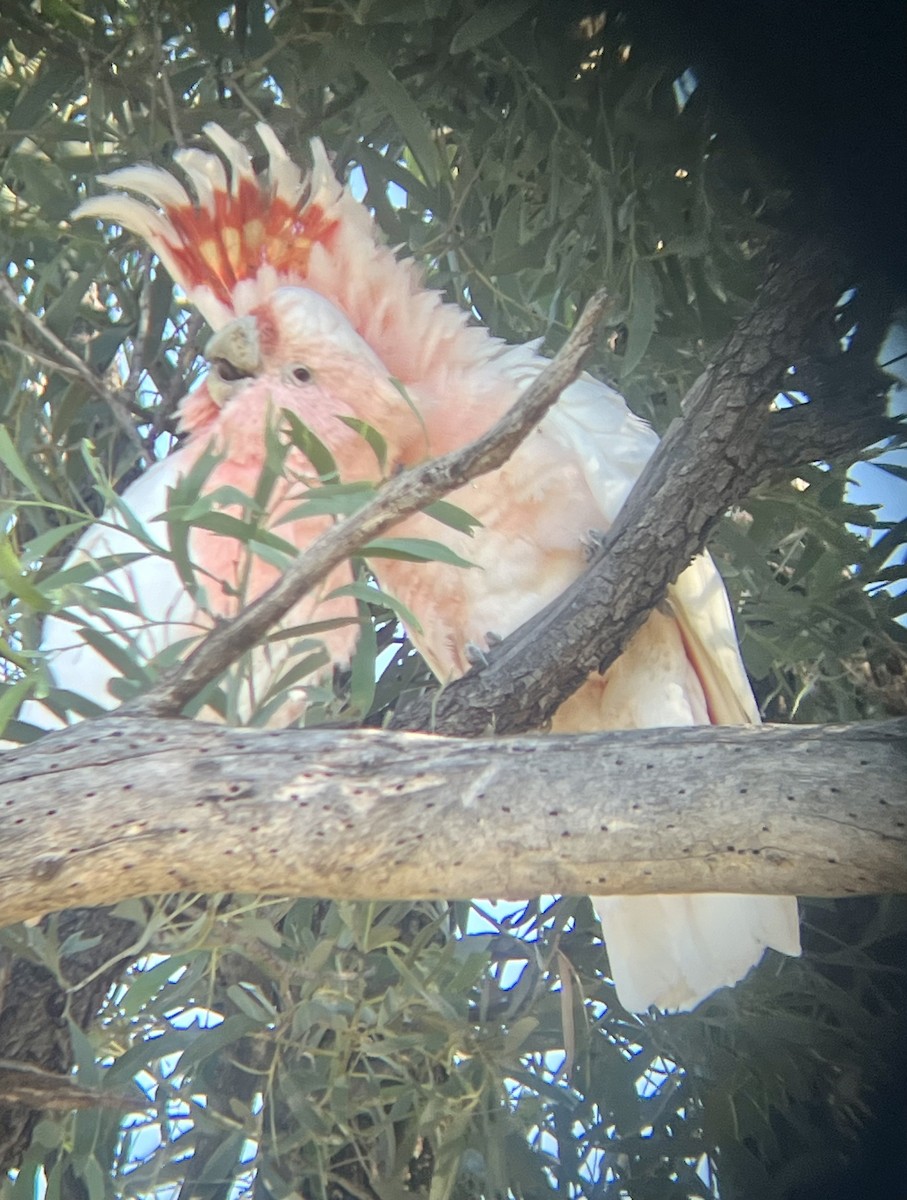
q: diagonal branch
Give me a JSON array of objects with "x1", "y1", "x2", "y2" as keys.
[
  {"x1": 397, "y1": 238, "x2": 867, "y2": 737},
  {"x1": 124, "y1": 290, "x2": 614, "y2": 717}
]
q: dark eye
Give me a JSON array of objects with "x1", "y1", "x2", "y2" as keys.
[
  {"x1": 213, "y1": 357, "x2": 252, "y2": 382},
  {"x1": 291, "y1": 366, "x2": 312, "y2": 384}
]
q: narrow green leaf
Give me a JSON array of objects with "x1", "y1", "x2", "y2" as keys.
[
  {"x1": 0, "y1": 540, "x2": 51, "y2": 612},
  {"x1": 0, "y1": 678, "x2": 33, "y2": 737},
  {"x1": 226, "y1": 982, "x2": 275, "y2": 1022},
  {"x1": 0, "y1": 635, "x2": 32, "y2": 671},
  {"x1": 281, "y1": 411, "x2": 339, "y2": 481},
  {"x1": 327, "y1": 580, "x2": 423, "y2": 633},
  {"x1": 491, "y1": 193, "x2": 522, "y2": 265},
  {"x1": 450, "y1": 0, "x2": 535, "y2": 53},
  {"x1": 162, "y1": 446, "x2": 223, "y2": 508},
  {"x1": 119, "y1": 954, "x2": 197, "y2": 1020},
  {"x1": 44, "y1": 262, "x2": 97, "y2": 339},
  {"x1": 74, "y1": 1155, "x2": 105, "y2": 1200},
  {"x1": 199, "y1": 484, "x2": 259, "y2": 512},
  {"x1": 278, "y1": 484, "x2": 376, "y2": 522},
  {"x1": 191, "y1": 1130, "x2": 247, "y2": 1192},
  {"x1": 502, "y1": 1015, "x2": 540, "y2": 1056},
  {"x1": 265, "y1": 615, "x2": 360, "y2": 643},
  {"x1": 354, "y1": 141, "x2": 434, "y2": 210},
  {"x1": 246, "y1": 538, "x2": 295, "y2": 572},
  {"x1": 177, "y1": 1014, "x2": 260, "y2": 1073},
  {"x1": 263, "y1": 648, "x2": 331, "y2": 701},
  {"x1": 388, "y1": 377, "x2": 429, "y2": 445},
  {"x1": 363, "y1": 537, "x2": 475, "y2": 569},
  {"x1": 347, "y1": 601, "x2": 377, "y2": 717},
  {"x1": 105, "y1": 1027, "x2": 199, "y2": 1085},
  {"x1": 862, "y1": 518, "x2": 907, "y2": 576},
  {"x1": 337, "y1": 415, "x2": 388, "y2": 472},
  {"x1": 22, "y1": 522, "x2": 88, "y2": 561},
  {"x1": 42, "y1": 552, "x2": 148, "y2": 592},
  {"x1": 0, "y1": 426, "x2": 41, "y2": 493},
  {"x1": 257, "y1": 415, "x2": 290, "y2": 508},
  {"x1": 887, "y1": 589, "x2": 907, "y2": 618},
  {"x1": 424, "y1": 499, "x2": 482, "y2": 535},
  {"x1": 341, "y1": 43, "x2": 440, "y2": 188},
  {"x1": 77, "y1": 626, "x2": 151, "y2": 683},
  {"x1": 171, "y1": 527, "x2": 200, "y2": 599},
  {"x1": 620, "y1": 258, "x2": 658, "y2": 377},
  {"x1": 190, "y1": 511, "x2": 298, "y2": 557},
  {"x1": 873, "y1": 460, "x2": 907, "y2": 483}
]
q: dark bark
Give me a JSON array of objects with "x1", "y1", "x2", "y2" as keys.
[{"x1": 0, "y1": 909, "x2": 138, "y2": 1170}]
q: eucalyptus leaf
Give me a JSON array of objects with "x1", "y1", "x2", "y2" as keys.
[
  {"x1": 363, "y1": 537, "x2": 475, "y2": 568},
  {"x1": 450, "y1": 0, "x2": 536, "y2": 53}
]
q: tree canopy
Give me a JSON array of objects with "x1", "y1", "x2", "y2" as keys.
[{"x1": 1, "y1": 2, "x2": 906, "y2": 1198}]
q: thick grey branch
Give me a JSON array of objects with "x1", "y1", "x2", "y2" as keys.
[
  {"x1": 1, "y1": 716, "x2": 904, "y2": 928},
  {"x1": 125, "y1": 290, "x2": 613, "y2": 717}
]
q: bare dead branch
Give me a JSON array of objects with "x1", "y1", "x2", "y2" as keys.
[
  {"x1": 0, "y1": 1061, "x2": 134, "y2": 1113},
  {"x1": 1, "y1": 715, "x2": 903, "y2": 928}
]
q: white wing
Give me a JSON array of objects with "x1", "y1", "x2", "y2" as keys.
[{"x1": 18, "y1": 452, "x2": 201, "y2": 730}]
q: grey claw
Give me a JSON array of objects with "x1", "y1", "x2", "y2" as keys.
[
  {"x1": 464, "y1": 642, "x2": 489, "y2": 669},
  {"x1": 581, "y1": 528, "x2": 607, "y2": 560},
  {"x1": 485, "y1": 630, "x2": 503, "y2": 646}
]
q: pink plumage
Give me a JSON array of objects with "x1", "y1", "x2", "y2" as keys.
[{"x1": 25, "y1": 124, "x2": 800, "y2": 1011}]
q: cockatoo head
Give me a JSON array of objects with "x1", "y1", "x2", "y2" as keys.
[
  {"x1": 179, "y1": 286, "x2": 425, "y2": 475},
  {"x1": 203, "y1": 286, "x2": 387, "y2": 406}
]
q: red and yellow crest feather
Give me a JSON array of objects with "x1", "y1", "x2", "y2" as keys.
[{"x1": 74, "y1": 124, "x2": 500, "y2": 398}]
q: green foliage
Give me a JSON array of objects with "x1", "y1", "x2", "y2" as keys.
[{"x1": 1, "y1": 0, "x2": 905, "y2": 1197}]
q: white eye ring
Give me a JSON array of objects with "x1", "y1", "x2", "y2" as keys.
[{"x1": 285, "y1": 364, "x2": 312, "y2": 386}]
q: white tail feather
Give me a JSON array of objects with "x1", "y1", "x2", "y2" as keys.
[{"x1": 594, "y1": 893, "x2": 801, "y2": 1012}]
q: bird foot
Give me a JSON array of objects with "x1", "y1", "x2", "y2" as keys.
[
  {"x1": 464, "y1": 642, "x2": 490, "y2": 669},
  {"x1": 581, "y1": 528, "x2": 607, "y2": 560},
  {"x1": 464, "y1": 630, "x2": 504, "y2": 669}
]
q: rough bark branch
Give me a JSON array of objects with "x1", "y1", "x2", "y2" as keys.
[
  {"x1": 395, "y1": 238, "x2": 870, "y2": 736},
  {"x1": 1, "y1": 716, "x2": 904, "y2": 928},
  {"x1": 124, "y1": 290, "x2": 613, "y2": 718},
  {"x1": 757, "y1": 402, "x2": 899, "y2": 479}
]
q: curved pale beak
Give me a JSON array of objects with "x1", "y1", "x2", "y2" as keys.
[{"x1": 205, "y1": 316, "x2": 262, "y2": 405}]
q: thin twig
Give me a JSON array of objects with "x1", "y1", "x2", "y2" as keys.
[
  {"x1": 124, "y1": 249, "x2": 152, "y2": 397},
  {"x1": 157, "y1": 41, "x2": 186, "y2": 149},
  {"x1": 124, "y1": 290, "x2": 614, "y2": 717},
  {"x1": 153, "y1": 311, "x2": 206, "y2": 438},
  {"x1": 0, "y1": 276, "x2": 145, "y2": 458}
]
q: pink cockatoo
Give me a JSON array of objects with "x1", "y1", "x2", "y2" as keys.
[{"x1": 22, "y1": 124, "x2": 800, "y2": 1012}]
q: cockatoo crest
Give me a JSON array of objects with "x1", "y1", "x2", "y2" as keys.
[
  {"x1": 75, "y1": 125, "x2": 340, "y2": 326},
  {"x1": 74, "y1": 124, "x2": 499, "y2": 396}
]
